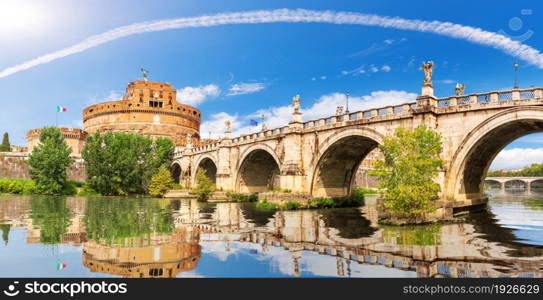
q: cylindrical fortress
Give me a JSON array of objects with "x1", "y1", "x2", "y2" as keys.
[{"x1": 83, "y1": 80, "x2": 201, "y2": 145}]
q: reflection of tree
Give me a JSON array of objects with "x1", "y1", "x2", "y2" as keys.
[
  {"x1": 84, "y1": 197, "x2": 174, "y2": 247},
  {"x1": 29, "y1": 197, "x2": 72, "y2": 244},
  {"x1": 381, "y1": 224, "x2": 441, "y2": 246},
  {"x1": 318, "y1": 208, "x2": 377, "y2": 239},
  {"x1": 1, "y1": 224, "x2": 10, "y2": 245}
]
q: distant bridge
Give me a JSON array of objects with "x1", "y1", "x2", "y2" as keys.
[{"x1": 485, "y1": 177, "x2": 543, "y2": 190}]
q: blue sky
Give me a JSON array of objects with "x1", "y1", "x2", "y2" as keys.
[{"x1": 0, "y1": 0, "x2": 542, "y2": 169}]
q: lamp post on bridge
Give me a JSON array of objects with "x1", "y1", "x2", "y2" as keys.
[
  {"x1": 514, "y1": 61, "x2": 520, "y2": 89},
  {"x1": 344, "y1": 91, "x2": 350, "y2": 114}
]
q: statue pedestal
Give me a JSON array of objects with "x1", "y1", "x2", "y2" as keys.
[
  {"x1": 421, "y1": 83, "x2": 434, "y2": 97},
  {"x1": 291, "y1": 112, "x2": 302, "y2": 123}
]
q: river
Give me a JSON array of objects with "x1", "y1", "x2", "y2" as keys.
[{"x1": 0, "y1": 189, "x2": 541, "y2": 278}]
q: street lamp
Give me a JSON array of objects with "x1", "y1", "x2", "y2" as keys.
[
  {"x1": 344, "y1": 91, "x2": 350, "y2": 113},
  {"x1": 514, "y1": 61, "x2": 519, "y2": 89}
]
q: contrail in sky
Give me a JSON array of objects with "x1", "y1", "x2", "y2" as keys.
[{"x1": 1, "y1": 8, "x2": 542, "y2": 78}]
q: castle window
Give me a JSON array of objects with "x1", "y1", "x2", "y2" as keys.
[
  {"x1": 149, "y1": 268, "x2": 163, "y2": 277},
  {"x1": 149, "y1": 101, "x2": 163, "y2": 108}
]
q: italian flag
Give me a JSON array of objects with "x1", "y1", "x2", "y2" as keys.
[
  {"x1": 56, "y1": 106, "x2": 67, "y2": 112},
  {"x1": 56, "y1": 263, "x2": 67, "y2": 270}
]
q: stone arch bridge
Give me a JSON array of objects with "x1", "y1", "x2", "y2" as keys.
[{"x1": 173, "y1": 86, "x2": 543, "y2": 211}]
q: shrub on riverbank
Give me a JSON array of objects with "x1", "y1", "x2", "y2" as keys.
[
  {"x1": 0, "y1": 178, "x2": 38, "y2": 195},
  {"x1": 353, "y1": 187, "x2": 378, "y2": 195},
  {"x1": 193, "y1": 168, "x2": 216, "y2": 201},
  {"x1": 148, "y1": 165, "x2": 174, "y2": 197},
  {"x1": 0, "y1": 178, "x2": 85, "y2": 196},
  {"x1": 226, "y1": 192, "x2": 258, "y2": 202},
  {"x1": 308, "y1": 193, "x2": 365, "y2": 209},
  {"x1": 371, "y1": 126, "x2": 443, "y2": 216},
  {"x1": 256, "y1": 193, "x2": 364, "y2": 211}
]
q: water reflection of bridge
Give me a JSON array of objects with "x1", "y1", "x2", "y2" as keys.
[
  {"x1": 173, "y1": 200, "x2": 543, "y2": 278},
  {"x1": 1, "y1": 197, "x2": 543, "y2": 278}
]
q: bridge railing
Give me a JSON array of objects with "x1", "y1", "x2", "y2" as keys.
[{"x1": 435, "y1": 87, "x2": 542, "y2": 109}]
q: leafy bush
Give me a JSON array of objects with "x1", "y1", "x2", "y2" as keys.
[
  {"x1": 307, "y1": 193, "x2": 364, "y2": 209},
  {"x1": 78, "y1": 184, "x2": 99, "y2": 196},
  {"x1": 283, "y1": 201, "x2": 301, "y2": 210},
  {"x1": 148, "y1": 165, "x2": 174, "y2": 197},
  {"x1": 352, "y1": 187, "x2": 378, "y2": 195},
  {"x1": 0, "y1": 178, "x2": 38, "y2": 195},
  {"x1": 172, "y1": 183, "x2": 183, "y2": 190},
  {"x1": 226, "y1": 192, "x2": 258, "y2": 202},
  {"x1": 193, "y1": 168, "x2": 216, "y2": 201},
  {"x1": 370, "y1": 126, "x2": 443, "y2": 215},
  {"x1": 256, "y1": 201, "x2": 279, "y2": 210}
]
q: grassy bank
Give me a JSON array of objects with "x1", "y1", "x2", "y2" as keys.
[{"x1": 0, "y1": 178, "x2": 98, "y2": 196}]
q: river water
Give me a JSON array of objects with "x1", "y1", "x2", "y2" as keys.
[{"x1": 0, "y1": 189, "x2": 542, "y2": 278}]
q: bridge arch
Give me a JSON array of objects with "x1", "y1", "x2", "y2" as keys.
[
  {"x1": 503, "y1": 179, "x2": 527, "y2": 189},
  {"x1": 309, "y1": 127, "x2": 384, "y2": 198},
  {"x1": 192, "y1": 155, "x2": 218, "y2": 186},
  {"x1": 446, "y1": 107, "x2": 543, "y2": 201},
  {"x1": 530, "y1": 179, "x2": 543, "y2": 189},
  {"x1": 171, "y1": 162, "x2": 182, "y2": 184},
  {"x1": 235, "y1": 144, "x2": 281, "y2": 193}
]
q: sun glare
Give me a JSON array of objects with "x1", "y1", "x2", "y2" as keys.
[{"x1": 0, "y1": 0, "x2": 43, "y2": 33}]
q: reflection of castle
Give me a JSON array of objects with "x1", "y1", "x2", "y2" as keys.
[
  {"x1": 26, "y1": 76, "x2": 203, "y2": 154},
  {"x1": 83, "y1": 227, "x2": 201, "y2": 278}
]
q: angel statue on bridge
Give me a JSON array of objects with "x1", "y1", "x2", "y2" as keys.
[
  {"x1": 455, "y1": 82, "x2": 465, "y2": 95},
  {"x1": 421, "y1": 61, "x2": 433, "y2": 85},
  {"x1": 292, "y1": 95, "x2": 301, "y2": 113},
  {"x1": 225, "y1": 120, "x2": 231, "y2": 132},
  {"x1": 185, "y1": 133, "x2": 192, "y2": 147}
]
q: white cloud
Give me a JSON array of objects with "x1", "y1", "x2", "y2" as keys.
[
  {"x1": 177, "y1": 84, "x2": 220, "y2": 106},
  {"x1": 311, "y1": 77, "x2": 316, "y2": 81},
  {"x1": 320, "y1": 76, "x2": 327, "y2": 80},
  {"x1": 370, "y1": 66, "x2": 379, "y2": 73},
  {"x1": 383, "y1": 39, "x2": 394, "y2": 44},
  {"x1": 489, "y1": 148, "x2": 543, "y2": 170},
  {"x1": 227, "y1": 82, "x2": 266, "y2": 96},
  {"x1": 435, "y1": 79, "x2": 455, "y2": 84},
  {"x1": 2, "y1": 9, "x2": 543, "y2": 78},
  {"x1": 200, "y1": 90, "x2": 417, "y2": 139},
  {"x1": 86, "y1": 90, "x2": 123, "y2": 105},
  {"x1": 200, "y1": 112, "x2": 240, "y2": 139},
  {"x1": 381, "y1": 65, "x2": 391, "y2": 72}
]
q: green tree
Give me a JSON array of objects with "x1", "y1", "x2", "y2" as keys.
[
  {"x1": 193, "y1": 167, "x2": 216, "y2": 201},
  {"x1": 149, "y1": 165, "x2": 175, "y2": 197},
  {"x1": 28, "y1": 127, "x2": 73, "y2": 195},
  {"x1": 370, "y1": 125, "x2": 444, "y2": 215},
  {"x1": 82, "y1": 132, "x2": 175, "y2": 195},
  {"x1": 143, "y1": 137, "x2": 175, "y2": 191},
  {"x1": 0, "y1": 132, "x2": 10, "y2": 152}
]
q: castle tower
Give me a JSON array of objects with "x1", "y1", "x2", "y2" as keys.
[{"x1": 82, "y1": 79, "x2": 201, "y2": 146}]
